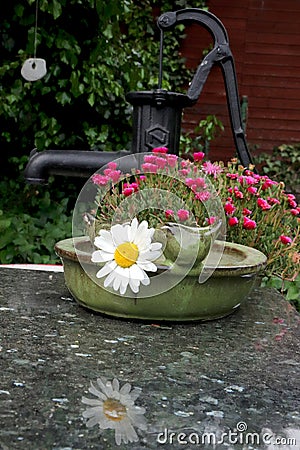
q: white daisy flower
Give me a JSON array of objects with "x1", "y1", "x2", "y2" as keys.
[
  {"x1": 91, "y1": 218, "x2": 162, "y2": 295},
  {"x1": 82, "y1": 376, "x2": 147, "y2": 446}
]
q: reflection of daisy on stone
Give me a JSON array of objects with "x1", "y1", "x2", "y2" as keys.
[
  {"x1": 91, "y1": 218, "x2": 162, "y2": 295},
  {"x1": 82, "y1": 377, "x2": 147, "y2": 446}
]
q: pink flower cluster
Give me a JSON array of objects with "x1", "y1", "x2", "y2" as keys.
[
  {"x1": 92, "y1": 161, "x2": 121, "y2": 186},
  {"x1": 141, "y1": 150, "x2": 178, "y2": 173},
  {"x1": 218, "y1": 165, "x2": 299, "y2": 244}
]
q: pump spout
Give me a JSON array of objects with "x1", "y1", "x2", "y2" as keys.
[{"x1": 24, "y1": 149, "x2": 130, "y2": 184}]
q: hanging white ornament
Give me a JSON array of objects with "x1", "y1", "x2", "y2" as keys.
[
  {"x1": 21, "y1": 0, "x2": 47, "y2": 82},
  {"x1": 21, "y1": 58, "x2": 47, "y2": 81}
]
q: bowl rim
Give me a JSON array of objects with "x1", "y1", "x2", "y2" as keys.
[{"x1": 55, "y1": 236, "x2": 267, "y2": 276}]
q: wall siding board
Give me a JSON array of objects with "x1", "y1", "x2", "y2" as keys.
[{"x1": 180, "y1": 0, "x2": 300, "y2": 159}]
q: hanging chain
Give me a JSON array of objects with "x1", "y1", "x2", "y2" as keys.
[{"x1": 33, "y1": 0, "x2": 39, "y2": 59}]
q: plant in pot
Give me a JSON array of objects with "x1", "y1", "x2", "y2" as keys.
[{"x1": 55, "y1": 148, "x2": 280, "y2": 321}]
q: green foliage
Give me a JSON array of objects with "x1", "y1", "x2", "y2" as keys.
[
  {"x1": 0, "y1": 156, "x2": 77, "y2": 264},
  {"x1": 180, "y1": 115, "x2": 224, "y2": 155},
  {"x1": 1, "y1": 0, "x2": 207, "y2": 164},
  {"x1": 1, "y1": 0, "x2": 208, "y2": 264},
  {"x1": 253, "y1": 144, "x2": 300, "y2": 308},
  {"x1": 254, "y1": 143, "x2": 300, "y2": 201},
  {"x1": 261, "y1": 275, "x2": 300, "y2": 312}
]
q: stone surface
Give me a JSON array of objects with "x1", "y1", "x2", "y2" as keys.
[{"x1": 0, "y1": 268, "x2": 299, "y2": 450}]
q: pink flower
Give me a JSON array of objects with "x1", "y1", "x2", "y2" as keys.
[
  {"x1": 179, "y1": 169, "x2": 190, "y2": 176},
  {"x1": 287, "y1": 193, "x2": 296, "y2": 200},
  {"x1": 261, "y1": 178, "x2": 277, "y2": 190},
  {"x1": 144, "y1": 154, "x2": 157, "y2": 164},
  {"x1": 279, "y1": 235, "x2": 292, "y2": 245},
  {"x1": 194, "y1": 177, "x2": 206, "y2": 188},
  {"x1": 152, "y1": 147, "x2": 168, "y2": 154},
  {"x1": 226, "y1": 173, "x2": 239, "y2": 180},
  {"x1": 195, "y1": 191, "x2": 211, "y2": 202},
  {"x1": 185, "y1": 178, "x2": 195, "y2": 187},
  {"x1": 166, "y1": 154, "x2": 178, "y2": 167},
  {"x1": 290, "y1": 208, "x2": 299, "y2": 216},
  {"x1": 224, "y1": 202, "x2": 236, "y2": 215},
  {"x1": 242, "y1": 175, "x2": 257, "y2": 185},
  {"x1": 202, "y1": 161, "x2": 223, "y2": 178},
  {"x1": 155, "y1": 156, "x2": 167, "y2": 169},
  {"x1": 268, "y1": 197, "x2": 280, "y2": 205},
  {"x1": 107, "y1": 161, "x2": 118, "y2": 170},
  {"x1": 243, "y1": 217, "x2": 257, "y2": 230},
  {"x1": 141, "y1": 163, "x2": 158, "y2": 173},
  {"x1": 288, "y1": 199, "x2": 297, "y2": 208},
  {"x1": 206, "y1": 216, "x2": 216, "y2": 225},
  {"x1": 242, "y1": 208, "x2": 252, "y2": 216},
  {"x1": 92, "y1": 174, "x2": 109, "y2": 186},
  {"x1": 139, "y1": 175, "x2": 146, "y2": 182},
  {"x1": 165, "y1": 209, "x2": 174, "y2": 219},
  {"x1": 247, "y1": 186, "x2": 258, "y2": 195},
  {"x1": 234, "y1": 188, "x2": 244, "y2": 199},
  {"x1": 124, "y1": 182, "x2": 139, "y2": 192},
  {"x1": 180, "y1": 160, "x2": 189, "y2": 168},
  {"x1": 257, "y1": 198, "x2": 271, "y2": 210},
  {"x1": 228, "y1": 216, "x2": 239, "y2": 226},
  {"x1": 193, "y1": 151, "x2": 205, "y2": 162},
  {"x1": 273, "y1": 317, "x2": 285, "y2": 324},
  {"x1": 123, "y1": 187, "x2": 134, "y2": 197},
  {"x1": 108, "y1": 170, "x2": 121, "y2": 183},
  {"x1": 177, "y1": 209, "x2": 189, "y2": 221}
]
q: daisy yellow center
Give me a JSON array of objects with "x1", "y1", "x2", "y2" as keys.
[
  {"x1": 103, "y1": 398, "x2": 126, "y2": 422},
  {"x1": 114, "y1": 242, "x2": 139, "y2": 268}
]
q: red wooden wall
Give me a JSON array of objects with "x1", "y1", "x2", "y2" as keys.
[{"x1": 180, "y1": 0, "x2": 300, "y2": 162}]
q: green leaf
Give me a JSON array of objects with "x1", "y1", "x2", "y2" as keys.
[
  {"x1": 53, "y1": 0, "x2": 63, "y2": 20},
  {"x1": 0, "y1": 218, "x2": 12, "y2": 231}
]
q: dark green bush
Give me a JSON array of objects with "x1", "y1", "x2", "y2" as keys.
[
  {"x1": 254, "y1": 143, "x2": 300, "y2": 201},
  {"x1": 0, "y1": 156, "x2": 79, "y2": 264},
  {"x1": 0, "y1": 0, "x2": 207, "y2": 264},
  {"x1": 1, "y1": 0, "x2": 207, "y2": 168}
]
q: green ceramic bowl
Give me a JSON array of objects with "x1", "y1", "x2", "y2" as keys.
[{"x1": 55, "y1": 237, "x2": 267, "y2": 321}]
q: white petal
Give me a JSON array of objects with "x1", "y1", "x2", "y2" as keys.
[
  {"x1": 81, "y1": 397, "x2": 103, "y2": 406},
  {"x1": 129, "y1": 264, "x2": 145, "y2": 281},
  {"x1": 129, "y1": 278, "x2": 140, "y2": 293},
  {"x1": 111, "y1": 224, "x2": 129, "y2": 246},
  {"x1": 128, "y1": 218, "x2": 138, "y2": 241},
  {"x1": 94, "y1": 235, "x2": 115, "y2": 253},
  {"x1": 120, "y1": 278, "x2": 129, "y2": 295},
  {"x1": 103, "y1": 271, "x2": 116, "y2": 287},
  {"x1": 140, "y1": 272, "x2": 150, "y2": 286},
  {"x1": 98, "y1": 229, "x2": 112, "y2": 239},
  {"x1": 138, "y1": 249, "x2": 162, "y2": 261},
  {"x1": 119, "y1": 382, "x2": 131, "y2": 395},
  {"x1": 113, "y1": 275, "x2": 122, "y2": 292},
  {"x1": 91, "y1": 250, "x2": 114, "y2": 263},
  {"x1": 133, "y1": 221, "x2": 150, "y2": 247},
  {"x1": 150, "y1": 242, "x2": 163, "y2": 251},
  {"x1": 112, "y1": 378, "x2": 120, "y2": 391},
  {"x1": 137, "y1": 261, "x2": 158, "y2": 272},
  {"x1": 96, "y1": 261, "x2": 117, "y2": 278},
  {"x1": 114, "y1": 265, "x2": 130, "y2": 278}
]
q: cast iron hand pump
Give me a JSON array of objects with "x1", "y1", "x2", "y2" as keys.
[
  {"x1": 157, "y1": 8, "x2": 253, "y2": 166},
  {"x1": 24, "y1": 8, "x2": 253, "y2": 184}
]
